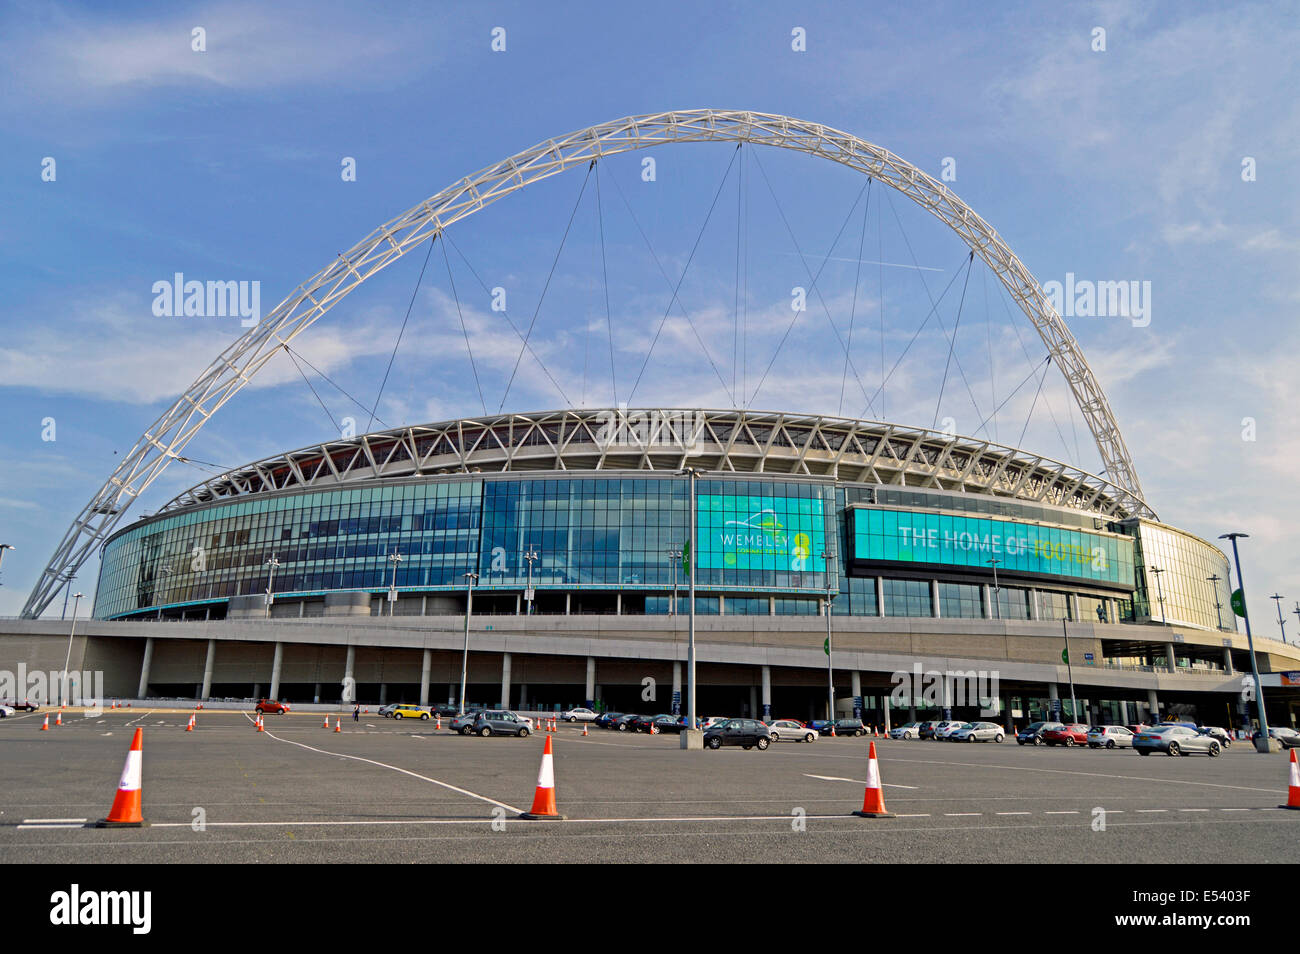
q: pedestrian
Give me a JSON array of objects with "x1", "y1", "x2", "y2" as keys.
[{"x1": 353, "y1": 704, "x2": 360, "y2": 722}]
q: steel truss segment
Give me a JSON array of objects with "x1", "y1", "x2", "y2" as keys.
[{"x1": 23, "y1": 109, "x2": 1148, "y2": 618}]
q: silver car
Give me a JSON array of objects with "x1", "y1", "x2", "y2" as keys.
[
  {"x1": 1133, "y1": 725, "x2": 1220, "y2": 756},
  {"x1": 472, "y1": 710, "x2": 532, "y2": 738},
  {"x1": 1087, "y1": 725, "x2": 1134, "y2": 749},
  {"x1": 949, "y1": 721, "x2": 1004, "y2": 743},
  {"x1": 890, "y1": 722, "x2": 922, "y2": 740},
  {"x1": 767, "y1": 719, "x2": 818, "y2": 743}
]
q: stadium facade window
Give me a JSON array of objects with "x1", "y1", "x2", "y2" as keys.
[
  {"x1": 882, "y1": 579, "x2": 931, "y2": 618},
  {"x1": 938, "y1": 581, "x2": 984, "y2": 619}
]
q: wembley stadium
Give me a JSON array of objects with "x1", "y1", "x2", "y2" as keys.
[{"x1": 6, "y1": 111, "x2": 1297, "y2": 731}]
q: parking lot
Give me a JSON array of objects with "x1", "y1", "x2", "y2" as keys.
[{"x1": 1, "y1": 707, "x2": 1295, "y2": 864}]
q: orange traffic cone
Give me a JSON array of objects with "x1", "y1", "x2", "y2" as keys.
[
  {"x1": 334, "y1": 718, "x2": 341, "y2": 733},
  {"x1": 323, "y1": 715, "x2": 330, "y2": 729},
  {"x1": 97, "y1": 728, "x2": 146, "y2": 827},
  {"x1": 519, "y1": 734, "x2": 564, "y2": 820},
  {"x1": 1282, "y1": 749, "x2": 1300, "y2": 810},
  {"x1": 55, "y1": 712, "x2": 62, "y2": 727},
  {"x1": 582, "y1": 722, "x2": 589, "y2": 736},
  {"x1": 650, "y1": 721, "x2": 658, "y2": 735},
  {"x1": 830, "y1": 721, "x2": 836, "y2": 738},
  {"x1": 40, "y1": 715, "x2": 49, "y2": 731},
  {"x1": 436, "y1": 716, "x2": 442, "y2": 730},
  {"x1": 185, "y1": 715, "x2": 194, "y2": 732},
  {"x1": 256, "y1": 714, "x2": 264, "y2": 732},
  {"x1": 852, "y1": 742, "x2": 895, "y2": 818}
]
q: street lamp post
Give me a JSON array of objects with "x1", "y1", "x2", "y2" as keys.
[
  {"x1": 1269, "y1": 593, "x2": 1287, "y2": 643},
  {"x1": 61, "y1": 592, "x2": 83, "y2": 707},
  {"x1": 1206, "y1": 575, "x2": 1224, "y2": 631},
  {"x1": 1149, "y1": 566, "x2": 1166, "y2": 625},
  {"x1": 523, "y1": 546, "x2": 538, "y2": 616},
  {"x1": 60, "y1": 572, "x2": 78, "y2": 621},
  {"x1": 666, "y1": 547, "x2": 682, "y2": 616},
  {"x1": 986, "y1": 558, "x2": 1001, "y2": 619},
  {"x1": 677, "y1": 467, "x2": 702, "y2": 749},
  {"x1": 387, "y1": 549, "x2": 403, "y2": 617},
  {"x1": 458, "y1": 571, "x2": 478, "y2": 715},
  {"x1": 1061, "y1": 617, "x2": 1079, "y2": 724},
  {"x1": 1219, "y1": 533, "x2": 1273, "y2": 753},
  {"x1": 821, "y1": 550, "x2": 836, "y2": 722},
  {"x1": 263, "y1": 555, "x2": 280, "y2": 619}
]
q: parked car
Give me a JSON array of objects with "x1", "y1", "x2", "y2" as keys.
[
  {"x1": 1196, "y1": 726, "x2": 1232, "y2": 745},
  {"x1": 1016, "y1": 721, "x2": 1063, "y2": 745},
  {"x1": 594, "y1": 712, "x2": 624, "y2": 729},
  {"x1": 1042, "y1": 724, "x2": 1089, "y2": 746},
  {"x1": 1087, "y1": 725, "x2": 1135, "y2": 749},
  {"x1": 703, "y1": 718, "x2": 772, "y2": 750},
  {"x1": 1134, "y1": 724, "x2": 1221, "y2": 756},
  {"x1": 390, "y1": 704, "x2": 430, "y2": 721},
  {"x1": 472, "y1": 710, "x2": 532, "y2": 737},
  {"x1": 377, "y1": 703, "x2": 399, "y2": 718},
  {"x1": 433, "y1": 703, "x2": 459, "y2": 717},
  {"x1": 1, "y1": 700, "x2": 39, "y2": 712},
  {"x1": 255, "y1": 699, "x2": 290, "y2": 714},
  {"x1": 634, "y1": 714, "x2": 682, "y2": 734},
  {"x1": 890, "y1": 722, "x2": 922, "y2": 740},
  {"x1": 612, "y1": 713, "x2": 641, "y2": 732},
  {"x1": 917, "y1": 721, "x2": 944, "y2": 740},
  {"x1": 825, "y1": 719, "x2": 867, "y2": 737},
  {"x1": 451, "y1": 710, "x2": 484, "y2": 734},
  {"x1": 767, "y1": 719, "x2": 818, "y2": 743},
  {"x1": 933, "y1": 721, "x2": 968, "y2": 740},
  {"x1": 680, "y1": 715, "x2": 728, "y2": 730},
  {"x1": 564, "y1": 707, "x2": 597, "y2": 723},
  {"x1": 950, "y1": 721, "x2": 1004, "y2": 743},
  {"x1": 1255, "y1": 726, "x2": 1300, "y2": 749},
  {"x1": 0, "y1": 705, "x2": 15, "y2": 718}
]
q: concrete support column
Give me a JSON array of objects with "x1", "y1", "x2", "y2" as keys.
[
  {"x1": 930, "y1": 579, "x2": 941, "y2": 618},
  {"x1": 616, "y1": 593, "x2": 622, "y2": 616},
  {"x1": 585, "y1": 656, "x2": 596, "y2": 707},
  {"x1": 748, "y1": 685, "x2": 758, "y2": 719},
  {"x1": 1147, "y1": 688, "x2": 1159, "y2": 721},
  {"x1": 1048, "y1": 681, "x2": 1059, "y2": 720},
  {"x1": 1222, "y1": 646, "x2": 1234, "y2": 674},
  {"x1": 1119, "y1": 699, "x2": 1129, "y2": 724},
  {"x1": 1003, "y1": 695, "x2": 1014, "y2": 733},
  {"x1": 200, "y1": 638, "x2": 216, "y2": 701},
  {"x1": 419, "y1": 649, "x2": 432, "y2": 707},
  {"x1": 565, "y1": 593, "x2": 571, "y2": 615},
  {"x1": 883, "y1": 688, "x2": 892, "y2": 732},
  {"x1": 760, "y1": 665, "x2": 771, "y2": 721},
  {"x1": 378, "y1": 683, "x2": 387, "y2": 704},
  {"x1": 875, "y1": 577, "x2": 885, "y2": 617},
  {"x1": 500, "y1": 652, "x2": 512, "y2": 709},
  {"x1": 983, "y1": 584, "x2": 993, "y2": 619},
  {"x1": 1068, "y1": 593, "x2": 1080, "y2": 622},
  {"x1": 269, "y1": 641, "x2": 284, "y2": 700},
  {"x1": 908, "y1": 705, "x2": 917, "y2": 722},
  {"x1": 344, "y1": 645, "x2": 356, "y2": 704},
  {"x1": 851, "y1": 671, "x2": 862, "y2": 719},
  {"x1": 313, "y1": 683, "x2": 321, "y2": 704},
  {"x1": 673, "y1": 662, "x2": 683, "y2": 716},
  {"x1": 942, "y1": 675, "x2": 953, "y2": 721},
  {"x1": 137, "y1": 637, "x2": 155, "y2": 699},
  {"x1": 1165, "y1": 642, "x2": 1177, "y2": 673},
  {"x1": 519, "y1": 683, "x2": 528, "y2": 710},
  {"x1": 1029, "y1": 590, "x2": 1041, "y2": 621}
]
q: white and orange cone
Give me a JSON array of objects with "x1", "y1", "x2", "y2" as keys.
[
  {"x1": 334, "y1": 717, "x2": 341, "y2": 733},
  {"x1": 97, "y1": 727, "x2": 146, "y2": 827},
  {"x1": 256, "y1": 714, "x2": 264, "y2": 732},
  {"x1": 830, "y1": 721, "x2": 836, "y2": 738},
  {"x1": 519, "y1": 734, "x2": 564, "y2": 820},
  {"x1": 435, "y1": 715, "x2": 441, "y2": 730},
  {"x1": 40, "y1": 715, "x2": 49, "y2": 731},
  {"x1": 55, "y1": 711, "x2": 63, "y2": 727},
  {"x1": 582, "y1": 722, "x2": 589, "y2": 736},
  {"x1": 650, "y1": 721, "x2": 658, "y2": 735},
  {"x1": 185, "y1": 714, "x2": 195, "y2": 732},
  {"x1": 1282, "y1": 748, "x2": 1300, "y2": 810},
  {"x1": 851, "y1": 741, "x2": 895, "y2": 818},
  {"x1": 323, "y1": 715, "x2": 330, "y2": 729}
]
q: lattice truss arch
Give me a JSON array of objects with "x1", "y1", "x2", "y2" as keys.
[
  {"x1": 154, "y1": 408, "x2": 1143, "y2": 522},
  {"x1": 23, "y1": 109, "x2": 1150, "y2": 617}
]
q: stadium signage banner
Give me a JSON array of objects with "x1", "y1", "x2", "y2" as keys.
[
  {"x1": 697, "y1": 494, "x2": 827, "y2": 573},
  {"x1": 848, "y1": 505, "x2": 1135, "y2": 588}
]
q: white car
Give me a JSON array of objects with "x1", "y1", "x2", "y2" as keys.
[
  {"x1": 766, "y1": 719, "x2": 818, "y2": 743},
  {"x1": 949, "y1": 721, "x2": 1004, "y2": 743},
  {"x1": 934, "y1": 721, "x2": 969, "y2": 739},
  {"x1": 1087, "y1": 725, "x2": 1134, "y2": 749},
  {"x1": 0, "y1": 705, "x2": 14, "y2": 718},
  {"x1": 890, "y1": 722, "x2": 921, "y2": 740},
  {"x1": 563, "y1": 707, "x2": 597, "y2": 722}
]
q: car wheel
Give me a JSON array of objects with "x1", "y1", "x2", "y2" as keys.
[
  {"x1": 1138, "y1": 749, "x2": 1149, "y2": 755},
  {"x1": 1106, "y1": 740, "x2": 1116, "y2": 749},
  {"x1": 255, "y1": 707, "x2": 264, "y2": 714},
  {"x1": 856, "y1": 729, "x2": 865, "y2": 737},
  {"x1": 1033, "y1": 737, "x2": 1042, "y2": 746},
  {"x1": 421, "y1": 713, "x2": 429, "y2": 721},
  {"x1": 460, "y1": 725, "x2": 472, "y2": 736},
  {"x1": 742, "y1": 745, "x2": 752, "y2": 750},
  {"x1": 1208, "y1": 742, "x2": 1220, "y2": 757},
  {"x1": 567, "y1": 716, "x2": 576, "y2": 723},
  {"x1": 1167, "y1": 742, "x2": 1180, "y2": 756},
  {"x1": 995, "y1": 734, "x2": 1003, "y2": 743},
  {"x1": 1064, "y1": 737, "x2": 1074, "y2": 747},
  {"x1": 770, "y1": 732, "x2": 780, "y2": 742},
  {"x1": 395, "y1": 712, "x2": 403, "y2": 720},
  {"x1": 707, "y1": 737, "x2": 721, "y2": 750},
  {"x1": 618, "y1": 723, "x2": 627, "y2": 731},
  {"x1": 519, "y1": 728, "x2": 529, "y2": 738},
  {"x1": 478, "y1": 726, "x2": 492, "y2": 737},
  {"x1": 804, "y1": 733, "x2": 815, "y2": 743},
  {"x1": 756, "y1": 737, "x2": 770, "y2": 750},
  {"x1": 967, "y1": 734, "x2": 975, "y2": 742},
  {"x1": 1017, "y1": 739, "x2": 1024, "y2": 745}
]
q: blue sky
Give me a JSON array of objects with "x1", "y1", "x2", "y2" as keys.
[{"x1": 0, "y1": 0, "x2": 1296, "y2": 635}]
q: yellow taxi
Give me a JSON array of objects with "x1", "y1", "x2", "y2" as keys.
[{"x1": 391, "y1": 704, "x2": 430, "y2": 721}]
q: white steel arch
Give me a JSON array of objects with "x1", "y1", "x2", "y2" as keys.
[{"x1": 23, "y1": 109, "x2": 1150, "y2": 617}]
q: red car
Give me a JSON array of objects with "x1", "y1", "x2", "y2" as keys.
[
  {"x1": 1042, "y1": 723, "x2": 1089, "y2": 746},
  {"x1": 255, "y1": 699, "x2": 290, "y2": 714}
]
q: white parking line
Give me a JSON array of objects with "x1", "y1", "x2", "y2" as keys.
[
  {"x1": 995, "y1": 811, "x2": 1031, "y2": 816},
  {"x1": 803, "y1": 774, "x2": 918, "y2": 789},
  {"x1": 1044, "y1": 811, "x2": 1079, "y2": 815},
  {"x1": 18, "y1": 817, "x2": 89, "y2": 830},
  {"x1": 1136, "y1": 809, "x2": 1167, "y2": 813}
]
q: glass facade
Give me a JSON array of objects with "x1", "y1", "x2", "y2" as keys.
[{"x1": 94, "y1": 472, "x2": 1232, "y2": 633}]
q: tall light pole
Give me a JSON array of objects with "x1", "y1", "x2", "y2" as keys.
[
  {"x1": 1149, "y1": 566, "x2": 1166, "y2": 624},
  {"x1": 1061, "y1": 617, "x2": 1079, "y2": 724},
  {"x1": 666, "y1": 547, "x2": 682, "y2": 616},
  {"x1": 60, "y1": 572, "x2": 77, "y2": 620},
  {"x1": 821, "y1": 549, "x2": 835, "y2": 722},
  {"x1": 986, "y1": 558, "x2": 1001, "y2": 619},
  {"x1": 387, "y1": 549, "x2": 403, "y2": 617},
  {"x1": 1219, "y1": 532, "x2": 1272, "y2": 753},
  {"x1": 1269, "y1": 593, "x2": 1287, "y2": 643},
  {"x1": 458, "y1": 571, "x2": 478, "y2": 715},
  {"x1": 61, "y1": 592, "x2": 83, "y2": 707},
  {"x1": 677, "y1": 467, "x2": 702, "y2": 748},
  {"x1": 523, "y1": 545, "x2": 538, "y2": 616},
  {"x1": 1206, "y1": 574, "x2": 1224, "y2": 631},
  {"x1": 263, "y1": 554, "x2": 280, "y2": 619}
]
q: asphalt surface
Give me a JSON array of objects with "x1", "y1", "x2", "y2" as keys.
[{"x1": 1, "y1": 708, "x2": 1296, "y2": 863}]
